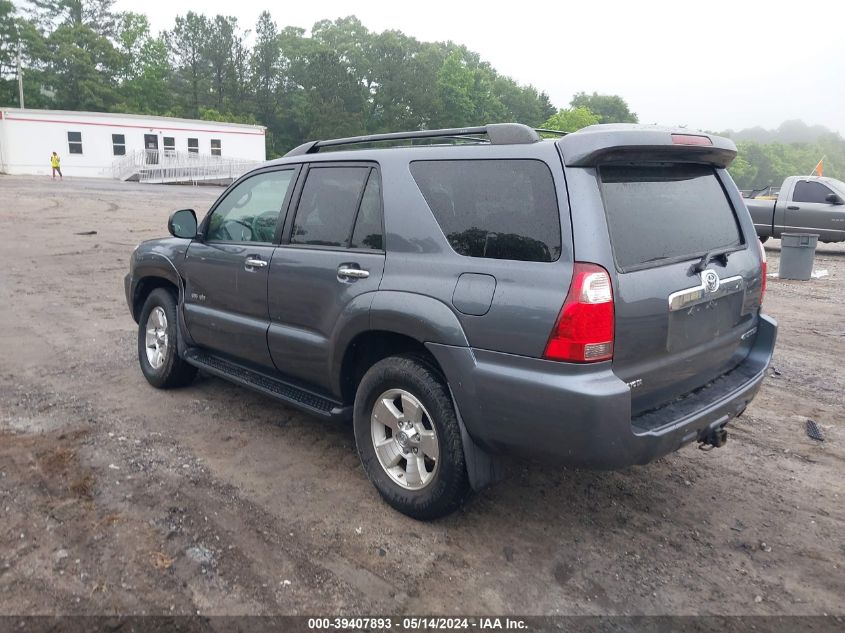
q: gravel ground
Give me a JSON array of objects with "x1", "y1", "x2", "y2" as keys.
[{"x1": 0, "y1": 174, "x2": 843, "y2": 617}]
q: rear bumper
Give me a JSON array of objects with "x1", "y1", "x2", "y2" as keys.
[{"x1": 427, "y1": 313, "x2": 777, "y2": 469}]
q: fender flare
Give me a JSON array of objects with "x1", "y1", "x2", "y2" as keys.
[{"x1": 369, "y1": 291, "x2": 469, "y2": 347}]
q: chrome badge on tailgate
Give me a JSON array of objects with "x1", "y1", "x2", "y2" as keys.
[{"x1": 668, "y1": 271, "x2": 745, "y2": 312}]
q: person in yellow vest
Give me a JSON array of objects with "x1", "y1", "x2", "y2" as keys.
[{"x1": 50, "y1": 151, "x2": 63, "y2": 180}]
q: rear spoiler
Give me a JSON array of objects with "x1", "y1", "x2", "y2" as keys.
[{"x1": 558, "y1": 124, "x2": 737, "y2": 168}]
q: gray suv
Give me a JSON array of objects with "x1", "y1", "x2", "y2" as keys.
[{"x1": 125, "y1": 123, "x2": 777, "y2": 519}]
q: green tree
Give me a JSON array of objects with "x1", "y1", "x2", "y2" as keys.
[
  {"x1": 27, "y1": 0, "x2": 122, "y2": 110},
  {"x1": 570, "y1": 91, "x2": 637, "y2": 123},
  {"x1": 114, "y1": 13, "x2": 171, "y2": 114},
  {"x1": 541, "y1": 107, "x2": 601, "y2": 133},
  {"x1": 0, "y1": 0, "x2": 19, "y2": 105},
  {"x1": 167, "y1": 12, "x2": 211, "y2": 117}
]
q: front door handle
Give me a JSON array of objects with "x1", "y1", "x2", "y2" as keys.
[
  {"x1": 787, "y1": 205, "x2": 800, "y2": 211},
  {"x1": 245, "y1": 257, "x2": 268, "y2": 269},
  {"x1": 338, "y1": 266, "x2": 369, "y2": 280}
]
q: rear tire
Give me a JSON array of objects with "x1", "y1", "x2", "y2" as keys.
[
  {"x1": 353, "y1": 355, "x2": 470, "y2": 520},
  {"x1": 137, "y1": 288, "x2": 197, "y2": 389}
]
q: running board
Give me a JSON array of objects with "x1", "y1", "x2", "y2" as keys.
[{"x1": 183, "y1": 349, "x2": 351, "y2": 421}]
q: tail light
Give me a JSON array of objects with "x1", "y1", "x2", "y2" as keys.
[
  {"x1": 758, "y1": 239, "x2": 767, "y2": 304},
  {"x1": 544, "y1": 263, "x2": 614, "y2": 363}
]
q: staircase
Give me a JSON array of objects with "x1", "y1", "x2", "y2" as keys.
[{"x1": 111, "y1": 150, "x2": 259, "y2": 185}]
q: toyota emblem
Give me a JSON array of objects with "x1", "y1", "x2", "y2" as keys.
[{"x1": 702, "y1": 270, "x2": 720, "y2": 294}]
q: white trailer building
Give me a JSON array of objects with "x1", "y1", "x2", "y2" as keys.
[{"x1": 0, "y1": 108, "x2": 266, "y2": 181}]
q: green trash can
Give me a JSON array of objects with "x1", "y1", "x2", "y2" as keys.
[{"x1": 779, "y1": 233, "x2": 818, "y2": 280}]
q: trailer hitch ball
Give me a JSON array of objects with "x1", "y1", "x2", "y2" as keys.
[{"x1": 699, "y1": 426, "x2": 728, "y2": 451}]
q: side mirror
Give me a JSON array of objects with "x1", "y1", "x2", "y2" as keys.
[
  {"x1": 168, "y1": 209, "x2": 198, "y2": 239},
  {"x1": 825, "y1": 193, "x2": 844, "y2": 205}
]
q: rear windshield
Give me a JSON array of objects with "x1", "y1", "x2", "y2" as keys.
[
  {"x1": 600, "y1": 164, "x2": 742, "y2": 271},
  {"x1": 410, "y1": 159, "x2": 561, "y2": 262}
]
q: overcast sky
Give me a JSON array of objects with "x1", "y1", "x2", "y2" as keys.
[{"x1": 113, "y1": 0, "x2": 844, "y2": 134}]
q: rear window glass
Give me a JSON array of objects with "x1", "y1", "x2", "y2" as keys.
[
  {"x1": 600, "y1": 164, "x2": 742, "y2": 271},
  {"x1": 410, "y1": 159, "x2": 561, "y2": 262}
]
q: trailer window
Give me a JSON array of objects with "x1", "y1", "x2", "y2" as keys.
[
  {"x1": 187, "y1": 138, "x2": 198, "y2": 154},
  {"x1": 67, "y1": 131, "x2": 82, "y2": 154},
  {"x1": 111, "y1": 134, "x2": 125, "y2": 156},
  {"x1": 211, "y1": 139, "x2": 221, "y2": 156},
  {"x1": 600, "y1": 164, "x2": 742, "y2": 271}
]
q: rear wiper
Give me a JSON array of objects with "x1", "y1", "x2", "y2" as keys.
[{"x1": 691, "y1": 248, "x2": 733, "y2": 273}]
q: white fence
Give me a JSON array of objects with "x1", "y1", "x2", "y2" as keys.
[{"x1": 111, "y1": 150, "x2": 260, "y2": 185}]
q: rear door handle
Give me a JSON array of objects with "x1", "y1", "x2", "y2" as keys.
[
  {"x1": 245, "y1": 256, "x2": 268, "y2": 269},
  {"x1": 337, "y1": 266, "x2": 369, "y2": 280},
  {"x1": 787, "y1": 205, "x2": 800, "y2": 211}
]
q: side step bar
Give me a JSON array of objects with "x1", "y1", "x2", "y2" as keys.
[{"x1": 183, "y1": 349, "x2": 351, "y2": 421}]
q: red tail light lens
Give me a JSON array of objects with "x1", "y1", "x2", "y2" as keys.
[
  {"x1": 544, "y1": 263, "x2": 614, "y2": 363},
  {"x1": 758, "y1": 239, "x2": 767, "y2": 304}
]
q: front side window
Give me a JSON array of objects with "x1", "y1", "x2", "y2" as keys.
[
  {"x1": 410, "y1": 159, "x2": 561, "y2": 262},
  {"x1": 211, "y1": 139, "x2": 221, "y2": 156},
  {"x1": 187, "y1": 138, "x2": 198, "y2": 154},
  {"x1": 290, "y1": 167, "x2": 371, "y2": 247},
  {"x1": 206, "y1": 170, "x2": 294, "y2": 243},
  {"x1": 793, "y1": 180, "x2": 834, "y2": 204},
  {"x1": 112, "y1": 133, "x2": 125, "y2": 156},
  {"x1": 67, "y1": 131, "x2": 82, "y2": 154}
]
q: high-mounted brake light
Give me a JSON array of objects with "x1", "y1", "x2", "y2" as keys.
[
  {"x1": 758, "y1": 239, "x2": 767, "y2": 304},
  {"x1": 671, "y1": 134, "x2": 712, "y2": 146},
  {"x1": 544, "y1": 263, "x2": 614, "y2": 363}
]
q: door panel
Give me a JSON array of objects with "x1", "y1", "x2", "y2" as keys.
[
  {"x1": 267, "y1": 249, "x2": 384, "y2": 390},
  {"x1": 267, "y1": 164, "x2": 385, "y2": 393},
  {"x1": 784, "y1": 203, "x2": 845, "y2": 241},
  {"x1": 181, "y1": 168, "x2": 297, "y2": 368},
  {"x1": 183, "y1": 243, "x2": 276, "y2": 368}
]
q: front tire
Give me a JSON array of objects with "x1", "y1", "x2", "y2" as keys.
[
  {"x1": 353, "y1": 355, "x2": 470, "y2": 520},
  {"x1": 137, "y1": 288, "x2": 197, "y2": 389}
]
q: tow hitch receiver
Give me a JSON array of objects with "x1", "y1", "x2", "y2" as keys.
[{"x1": 699, "y1": 426, "x2": 728, "y2": 451}]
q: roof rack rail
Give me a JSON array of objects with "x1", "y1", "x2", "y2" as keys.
[
  {"x1": 535, "y1": 128, "x2": 568, "y2": 137},
  {"x1": 284, "y1": 123, "x2": 539, "y2": 157}
]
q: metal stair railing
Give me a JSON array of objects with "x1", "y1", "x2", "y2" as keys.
[{"x1": 111, "y1": 150, "x2": 260, "y2": 184}]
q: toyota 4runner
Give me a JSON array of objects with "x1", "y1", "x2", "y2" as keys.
[{"x1": 125, "y1": 123, "x2": 777, "y2": 519}]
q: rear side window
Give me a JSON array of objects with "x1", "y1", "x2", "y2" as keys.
[
  {"x1": 350, "y1": 170, "x2": 384, "y2": 250},
  {"x1": 793, "y1": 180, "x2": 833, "y2": 203},
  {"x1": 600, "y1": 164, "x2": 742, "y2": 271},
  {"x1": 410, "y1": 159, "x2": 561, "y2": 262},
  {"x1": 291, "y1": 166, "x2": 370, "y2": 247}
]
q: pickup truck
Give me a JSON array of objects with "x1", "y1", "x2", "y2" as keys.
[{"x1": 746, "y1": 176, "x2": 845, "y2": 243}]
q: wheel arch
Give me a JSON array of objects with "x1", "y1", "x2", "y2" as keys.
[
  {"x1": 332, "y1": 291, "x2": 469, "y2": 402},
  {"x1": 131, "y1": 269, "x2": 181, "y2": 322}
]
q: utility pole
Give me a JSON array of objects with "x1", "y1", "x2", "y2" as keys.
[{"x1": 17, "y1": 39, "x2": 24, "y2": 109}]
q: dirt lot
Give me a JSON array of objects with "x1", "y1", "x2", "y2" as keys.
[{"x1": 0, "y1": 174, "x2": 843, "y2": 617}]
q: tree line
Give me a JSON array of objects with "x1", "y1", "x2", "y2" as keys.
[
  {"x1": 0, "y1": 1, "x2": 643, "y2": 156},
  {"x1": 1, "y1": 0, "x2": 841, "y2": 185}
]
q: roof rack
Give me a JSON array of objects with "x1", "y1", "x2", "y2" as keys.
[
  {"x1": 284, "y1": 123, "x2": 540, "y2": 157},
  {"x1": 535, "y1": 128, "x2": 568, "y2": 137}
]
